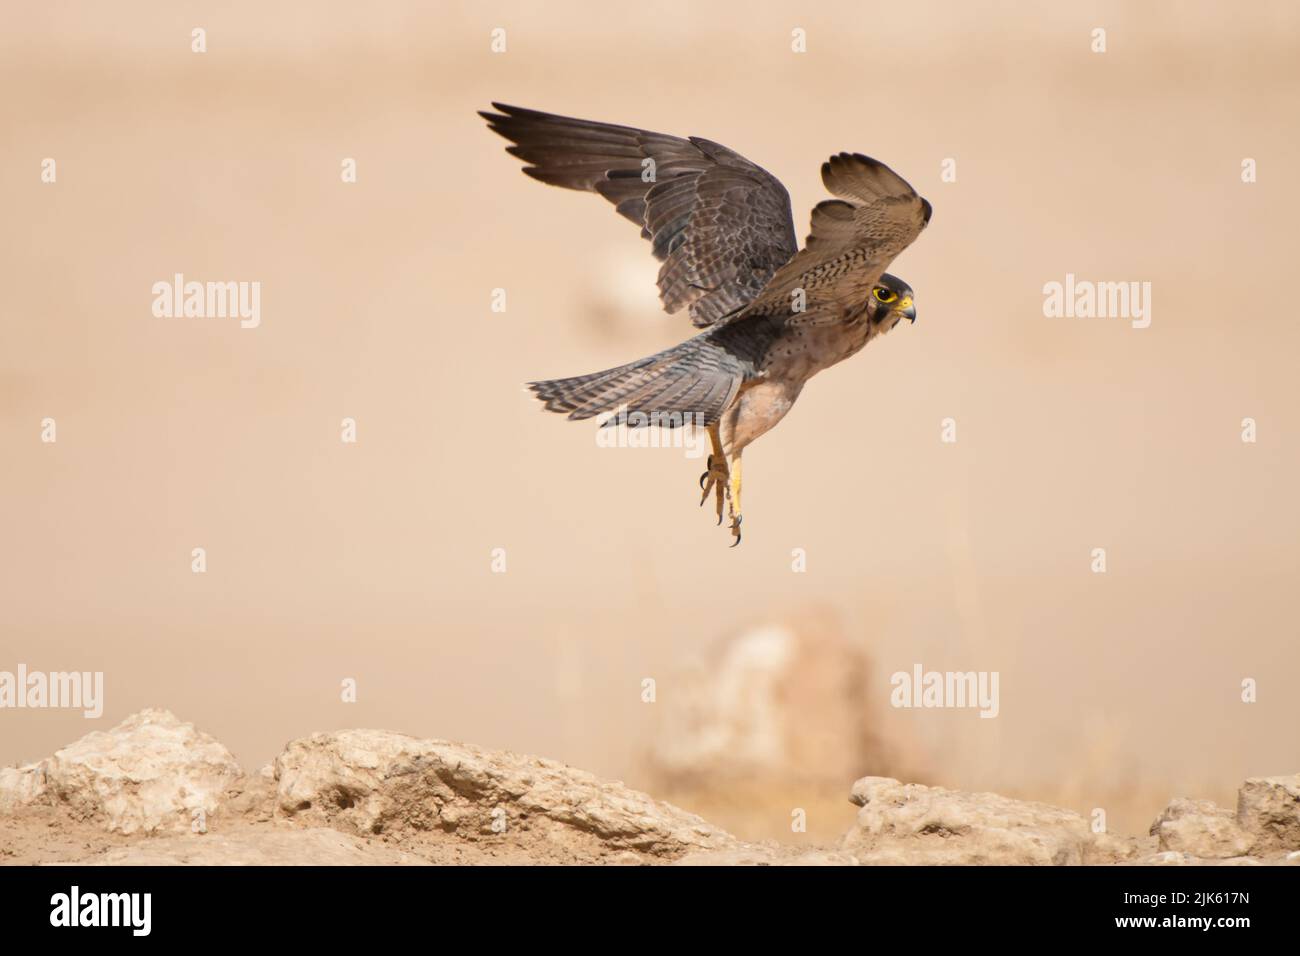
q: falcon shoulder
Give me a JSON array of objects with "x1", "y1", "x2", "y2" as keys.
[{"x1": 738, "y1": 152, "x2": 931, "y2": 319}]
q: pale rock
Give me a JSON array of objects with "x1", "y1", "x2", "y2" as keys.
[
  {"x1": 1, "y1": 709, "x2": 243, "y2": 835},
  {"x1": 7, "y1": 706, "x2": 1296, "y2": 867},
  {"x1": 0, "y1": 763, "x2": 48, "y2": 812},
  {"x1": 273, "y1": 728, "x2": 736, "y2": 860},
  {"x1": 1149, "y1": 798, "x2": 1253, "y2": 858},
  {"x1": 226, "y1": 764, "x2": 277, "y2": 822},
  {"x1": 1236, "y1": 774, "x2": 1300, "y2": 854},
  {"x1": 842, "y1": 776, "x2": 1135, "y2": 865}
]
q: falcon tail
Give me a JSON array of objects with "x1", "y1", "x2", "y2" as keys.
[{"x1": 527, "y1": 336, "x2": 743, "y2": 429}]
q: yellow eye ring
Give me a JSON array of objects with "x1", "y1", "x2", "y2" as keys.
[{"x1": 873, "y1": 287, "x2": 897, "y2": 304}]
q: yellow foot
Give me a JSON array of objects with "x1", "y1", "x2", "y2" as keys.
[
  {"x1": 699, "y1": 454, "x2": 730, "y2": 527},
  {"x1": 700, "y1": 424, "x2": 743, "y2": 547},
  {"x1": 727, "y1": 457, "x2": 743, "y2": 547}
]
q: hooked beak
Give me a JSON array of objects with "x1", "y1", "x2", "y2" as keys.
[{"x1": 898, "y1": 295, "x2": 916, "y2": 323}]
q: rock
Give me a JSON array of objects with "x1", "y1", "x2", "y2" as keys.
[
  {"x1": 272, "y1": 729, "x2": 736, "y2": 862},
  {"x1": 0, "y1": 764, "x2": 48, "y2": 813},
  {"x1": 0, "y1": 709, "x2": 243, "y2": 835},
  {"x1": 646, "y1": 612, "x2": 909, "y2": 788},
  {"x1": 1146, "y1": 776, "x2": 1300, "y2": 861},
  {"x1": 1149, "y1": 798, "x2": 1253, "y2": 858},
  {"x1": 71, "y1": 826, "x2": 429, "y2": 866},
  {"x1": 1090, "y1": 829, "x2": 1139, "y2": 863},
  {"x1": 842, "y1": 776, "x2": 1135, "y2": 865},
  {"x1": 5, "y1": 707, "x2": 1295, "y2": 866},
  {"x1": 1237, "y1": 774, "x2": 1300, "y2": 854},
  {"x1": 225, "y1": 764, "x2": 277, "y2": 823}
]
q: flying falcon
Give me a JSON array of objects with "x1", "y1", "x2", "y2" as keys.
[{"x1": 481, "y1": 103, "x2": 931, "y2": 545}]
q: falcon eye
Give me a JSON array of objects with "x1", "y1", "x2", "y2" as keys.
[{"x1": 873, "y1": 287, "x2": 897, "y2": 304}]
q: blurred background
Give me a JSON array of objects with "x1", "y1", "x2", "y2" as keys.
[{"x1": 2, "y1": 1, "x2": 1298, "y2": 842}]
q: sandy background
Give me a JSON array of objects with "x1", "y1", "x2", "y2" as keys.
[{"x1": 2, "y1": 1, "x2": 1298, "y2": 842}]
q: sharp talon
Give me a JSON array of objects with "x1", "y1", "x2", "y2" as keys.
[
  {"x1": 717, "y1": 513, "x2": 723, "y2": 526},
  {"x1": 699, "y1": 471, "x2": 708, "y2": 489},
  {"x1": 730, "y1": 530, "x2": 742, "y2": 548}
]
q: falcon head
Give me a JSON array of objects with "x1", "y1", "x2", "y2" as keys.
[{"x1": 870, "y1": 273, "x2": 917, "y2": 326}]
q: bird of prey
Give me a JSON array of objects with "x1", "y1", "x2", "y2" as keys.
[{"x1": 481, "y1": 103, "x2": 931, "y2": 545}]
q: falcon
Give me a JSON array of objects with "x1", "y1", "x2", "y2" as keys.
[{"x1": 481, "y1": 103, "x2": 932, "y2": 545}]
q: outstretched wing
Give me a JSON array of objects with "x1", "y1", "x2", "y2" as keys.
[
  {"x1": 479, "y1": 103, "x2": 799, "y2": 328},
  {"x1": 739, "y1": 153, "x2": 931, "y2": 318}
]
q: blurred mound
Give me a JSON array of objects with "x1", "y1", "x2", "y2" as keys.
[{"x1": 643, "y1": 607, "x2": 929, "y2": 842}]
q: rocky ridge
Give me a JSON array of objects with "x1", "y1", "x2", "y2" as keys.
[{"x1": 2, "y1": 710, "x2": 1297, "y2": 866}]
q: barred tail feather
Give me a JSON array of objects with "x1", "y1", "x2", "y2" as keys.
[{"x1": 527, "y1": 336, "x2": 744, "y2": 428}]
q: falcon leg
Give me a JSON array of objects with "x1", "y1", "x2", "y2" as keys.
[
  {"x1": 727, "y1": 452, "x2": 743, "y2": 547},
  {"x1": 699, "y1": 425, "x2": 730, "y2": 526},
  {"x1": 698, "y1": 426, "x2": 743, "y2": 545}
]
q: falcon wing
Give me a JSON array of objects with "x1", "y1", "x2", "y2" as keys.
[
  {"x1": 480, "y1": 103, "x2": 799, "y2": 328},
  {"x1": 738, "y1": 153, "x2": 931, "y2": 318}
]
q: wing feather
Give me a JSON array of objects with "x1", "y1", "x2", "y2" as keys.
[{"x1": 481, "y1": 103, "x2": 798, "y2": 328}]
